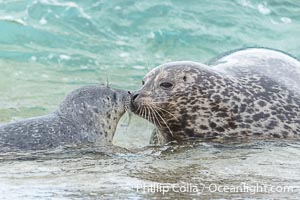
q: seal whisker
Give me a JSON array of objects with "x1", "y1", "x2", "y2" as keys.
[
  {"x1": 150, "y1": 104, "x2": 179, "y2": 121},
  {"x1": 136, "y1": 105, "x2": 142, "y2": 116},
  {"x1": 151, "y1": 106, "x2": 174, "y2": 138},
  {"x1": 148, "y1": 105, "x2": 158, "y2": 127},
  {"x1": 146, "y1": 106, "x2": 152, "y2": 124},
  {"x1": 149, "y1": 105, "x2": 163, "y2": 128},
  {"x1": 142, "y1": 106, "x2": 146, "y2": 120}
]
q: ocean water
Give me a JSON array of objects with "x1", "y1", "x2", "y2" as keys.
[{"x1": 1, "y1": 0, "x2": 300, "y2": 199}]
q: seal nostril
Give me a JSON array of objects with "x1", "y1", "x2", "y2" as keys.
[{"x1": 132, "y1": 93, "x2": 139, "y2": 102}]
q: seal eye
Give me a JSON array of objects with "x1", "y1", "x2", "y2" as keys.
[
  {"x1": 142, "y1": 80, "x2": 145, "y2": 85},
  {"x1": 160, "y1": 82, "x2": 173, "y2": 90}
]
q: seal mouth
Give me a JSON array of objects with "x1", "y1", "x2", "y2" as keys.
[
  {"x1": 128, "y1": 91, "x2": 179, "y2": 142},
  {"x1": 123, "y1": 93, "x2": 131, "y2": 111}
]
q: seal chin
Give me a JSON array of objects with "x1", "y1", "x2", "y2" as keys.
[{"x1": 123, "y1": 94, "x2": 131, "y2": 112}]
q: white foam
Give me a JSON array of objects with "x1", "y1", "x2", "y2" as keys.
[
  {"x1": 59, "y1": 54, "x2": 71, "y2": 60},
  {"x1": 39, "y1": 17, "x2": 47, "y2": 25},
  {"x1": 114, "y1": 6, "x2": 121, "y2": 10},
  {"x1": 48, "y1": 54, "x2": 54, "y2": 59},
  {"x1": 281, "y1": 17, "x2": 292, "y2": 24},
  {"x1": 0, "y1": 16, "x2": 27, "y2": 26},
  {"x1": 239, "y1": 0, "x2": 255, "y2": 8},
  {"x1": 132, "y1": 66, "x2": 145, "y2": 70},
  {"x1": 115, "y1": 40, "x2": 127, "y2": 46},
  {"x1": 148, "y1": 32, "x2": 155, "y2": 39},
  {"x1": 39, "y1": 0, "x2": 91, "y2": 19},
  {"x1": 119, "y1": 52, "x2": 130, "y2": 58},
  {"x1": 257, "y1": 3, "x2": 271, "y2": 15},
  {"x1": 30, "y1": 56, "x2": 37, "y2": 62},
  {"x1": 41, "y1": 74, "x2": 49, "y2": 78}
]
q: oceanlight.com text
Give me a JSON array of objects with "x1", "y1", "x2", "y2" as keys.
[{"x1": 135, "y1": 182, "x2": 296, "y2": 195}]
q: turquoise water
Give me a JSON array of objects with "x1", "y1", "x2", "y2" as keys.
[{"x1": 1, "y1": 0, "x2": 300, "y2": 199}]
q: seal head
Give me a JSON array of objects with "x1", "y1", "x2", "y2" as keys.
[{"x1": 130, "y1": 61, "x2": 227, "y2": 144}]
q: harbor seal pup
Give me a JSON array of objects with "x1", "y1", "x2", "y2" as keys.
[
  {"x1": 0, "y1": 85, "x2": 129, "y2": 151},
  {"x1": 130, "y1": 48, "x2": 300, "y2": 144}
]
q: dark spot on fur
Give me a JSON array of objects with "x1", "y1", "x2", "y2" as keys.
[
  {"x1": 240, "y1": 104, "x2": 247, "y2": 112},
  {"x1": 192, "y1": 106, "x2": 200, "y2": 112},
  {"x1": 200, "y1": 125, "x2": 208, "y2": 130},
  {"x1": 247, "y1": 108, "x2": 254, "y2": 113},
  {"x1": 266, "y1": 120, "x2": 278, "y2": 129},
  {"x1": 222, "y1": 99, "x2": 230, "y2": 103},
  {"x1": 221, "y1": 89, "x2": 229, "y2": 96},
  {"x1": 240, "y1": 124, "x2": 251, "y2": 129},
  {"x1": 252, "y1": 112, "x2": 269, "y2": 121},
  {"x1": 183, "y1": 76, "x2": 187, "y2": 81},
  {"x1": 185, "y1": 129, "x2": 194, "y2": 136},
  {"x1": 216, "y1": 112, "x2": 229, "y2": 117},
  {"x1": 241, "y1": 131, "x2": 248, "y2": 135},
  {"x1": 283, "y1": 124, "x2": 291, "y2": 130},
  {"x1": 211, "y1": 105, "x2": 219, "y2": 112},
  {"x1": 207, "y1": 90, "x2": 216, "y2": 98},
  {"x1": 232, "y1": 105, "x2": 239, "y2": 113},
  {"x1": 170, "y1": 123, "x2": 183, "y2": 132},
  {"x1": 282, "y1": 131, "x2": 289, "y2": 137},
  {"x1": 284, "y1": 105, "x2": 293, "y2": 112},
  {"x1": 245, "y1": 119, "x2": 253, "y2": 123},
  {"x1": 215, "y1": 126, "x2": 225, "y2": 132},
  {"x1": 272, "y1": 133, "x2": 281, "y2": 138},
  {"x1": 228, "y1": 121, "x2": 237, "y2": 129},
  {"x1": 258, "y1": 100, "x2": 266, "y2": 107},
  {"x1": 253, "y1": 132, "x2": 263, "y2": 135},
  {"x1": 277, "y1": 115, "x2": 285, "y2": 122},
  {"x1": 209, "y1": 122, "x2": 217, "y2": 128},
  {"x1": 212, "y1": 95, "x2": 222, "y2": 103},
  {"x1": 232, "y1": 96, "x2": 241, "y2": 102}
]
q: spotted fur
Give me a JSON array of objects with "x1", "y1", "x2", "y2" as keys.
[
  {"x1": 0, "y1": 85, "x2": 129, "y2": 151},
  {"x1": 130, "y1": 48, "x2": 300, "y2": 144}
]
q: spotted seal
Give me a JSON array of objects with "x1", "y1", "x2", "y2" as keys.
[
  {"x1": 130, "y1": 48, "x2": 300, "y2": 144},
  {"x1": 0, "y1": 85, "x2": 129, "y2": 151}
]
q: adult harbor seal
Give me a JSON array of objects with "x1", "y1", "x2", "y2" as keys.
[
  {"x1": 130, "y1": 48, "x2": 300, "y2": 144},
  {"x1": 0, "y1": 85, "x2": 129, "y2": 151}
]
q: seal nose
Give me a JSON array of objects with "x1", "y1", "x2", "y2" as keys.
[{"x1": 132, "y1": 93, "x2": 139, "y2": 102}]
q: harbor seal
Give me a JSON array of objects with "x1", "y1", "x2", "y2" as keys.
[
  {"x1": 0, "y1": 85, "x2": 129, "y2": 151},
  {"x1": 130, "y1": 48, "x2": 300, "y2": 144}
]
